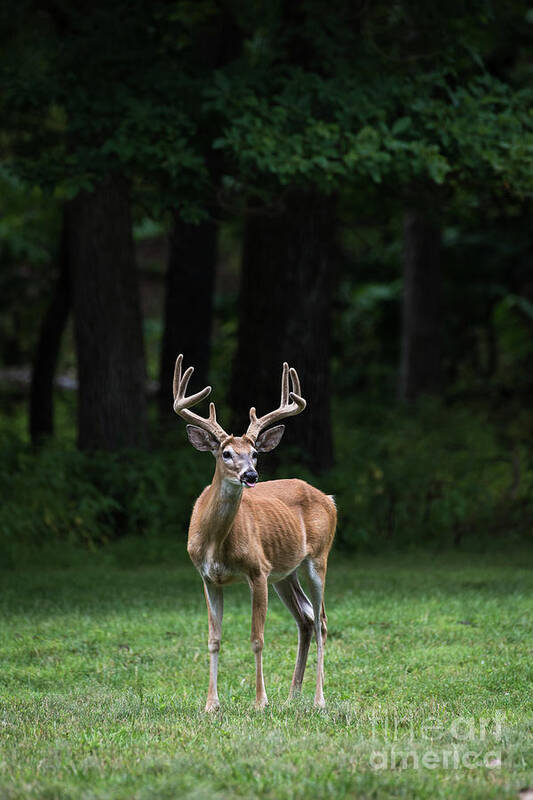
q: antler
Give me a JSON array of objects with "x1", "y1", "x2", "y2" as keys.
[
  {"x1": 173, "y1": 354, "x2": 228, "y2": 441},
  {"x1": 246, "y1": 362, "x2": 306, "y2": 443}
]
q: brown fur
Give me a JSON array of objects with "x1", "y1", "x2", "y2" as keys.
[
  {"x1": 186, "y1": 436, "x2": 336, "y2": 711},
  {"x1": 173, "y1": 356, "x2": 336, "y2": 710},
  {"x1": 188, "y1": 477, "x2": 336, "y2": 582}
]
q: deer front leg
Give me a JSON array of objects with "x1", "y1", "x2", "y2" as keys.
[
  {"x1": 249, "y1": 574, "x2": 268, "y2": 709},
  {"x1": 203, "y1": 581, "x2": 223, "y2": 712}
]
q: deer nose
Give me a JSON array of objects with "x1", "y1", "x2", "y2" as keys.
[{"x1": 241, "y1": 469, "x2": 258, "y2": 487}]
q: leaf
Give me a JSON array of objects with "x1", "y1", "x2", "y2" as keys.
[
  {"x1": 392, "y1": 116, "x2": 412, "y2": 135},
  {"x1": 502, "y1": 294, "x2": 533, "y2": 321}
]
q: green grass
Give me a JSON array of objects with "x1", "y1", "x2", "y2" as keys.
[{"x1": 0, "y1": 551, "x2": 531, "y2": 799}]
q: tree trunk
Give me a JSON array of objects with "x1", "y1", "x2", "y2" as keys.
[
  {"x1": 230, "y1": 190, "x2": 335, "y2": 472},
  {"x1": 158, "y1": 213, "x2": 217, "y2": 420},
  {"x1": 29, "y1": 208, "x2": 71, "y2": 444},
  {"x1": 399, "y1": 208, "x2": 442, "y2": 402},
  {"x1": 69, "y1": 177, "x2": 146, "y2": 450}
]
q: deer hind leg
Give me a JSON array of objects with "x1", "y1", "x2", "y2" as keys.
[
  {"x1": 203, "y1": 581, "x2": 223, "y2": 712},
  {"x1": 274, "y1": 572, "x2": 314, "y2": 699},
  {"x1": 303, "y1": 556, "x2": 327, "y2": 708}
]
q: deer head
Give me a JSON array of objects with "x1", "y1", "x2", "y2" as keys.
[{"x1": 173, "y1": 355, "x2": 306, "y2": 488}]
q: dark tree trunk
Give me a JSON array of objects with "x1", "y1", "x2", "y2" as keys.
[
  {"x1": 29, "y1": 209, "x2": 71, "y2": 444},
  {"x1": 69, "y1": 177, "x2": 146, "y2": 450},
  {"x1": 399, "y1": 208, "x2": 442, "y2": 402},
  {"x1": 156, "y1": 0, "x2": 239, "y2": 423},
  {"x1": 158, "y1": 213, "x2": 217, "y2": 419},
  {"x1": 230, "y1": 190, "x2": 335, "y2": 472}
]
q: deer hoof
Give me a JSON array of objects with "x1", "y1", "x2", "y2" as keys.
[
  {"x1": 254, "y1": 697, "x2": 268, "y2": 710},
  {"x1": 205, "y1": 700, "x2": 220, "y2": 712}
]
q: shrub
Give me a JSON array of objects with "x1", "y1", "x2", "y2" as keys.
[
  {"x1": 0, "y1": 433, "x2": 211, "y2": 566},
  {"x1": 329, "y1": 397, "x2": 533, "y2": 550},
  {"x1": 0, "y1": 397, "x2": 531, "y2": 566}
]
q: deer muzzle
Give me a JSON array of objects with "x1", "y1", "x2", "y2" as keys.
[{"x1": 241, "y1": 469, "x2": 258, "y2": 488}]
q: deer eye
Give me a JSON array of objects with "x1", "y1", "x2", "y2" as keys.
[
  {"x1": 251, "y1": 451, "x2": 257, "y2": 460},
  {"x1": 222, "y1": 450, "x2": 231, "y2": 460}
]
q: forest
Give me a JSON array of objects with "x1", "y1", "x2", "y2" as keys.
[
  {"x1": 1, "y1": 5, "x2": 533, "y2": 799},
  {"x1": 1, "y1": 0, "x2": 532, "y2": 561}
]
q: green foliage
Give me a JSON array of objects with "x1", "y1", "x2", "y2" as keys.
[
  {"x1": 2, "y1": 1, "x2": 532, "y2": 217},
  {"x1": 0, "y1": 167, "x2": 61, "y2": 364},
  {"x1": 1, "y1": 396, "x2": 530, "y2": 567},
  {"x1": 333, "y1": 196, "x2": 533, "y2": 401},
  {"x1": 331, "y1": 398, "x2": 533, "y2": 550},
  {"x1": 212, "y1": 71, "x2": 533, "y2": 196},
  {"x1": 0, "y1": 433, "x2": 212, "y2": 567},
  {"x1": 1, "y1": 2, "x2": 214, "y2": 216},
  {"x1": 0, "y1": 555, "x2": 531, "y2": 798},
  {"x1": 207, "y1": 2, "x2": 533, "y2": 199},
  {"x1": 0, "y1": 168, "x2": 59, "y2": 264},
  {"x1": 0, "y1": 1, "x2": 532, "y2": 566}
]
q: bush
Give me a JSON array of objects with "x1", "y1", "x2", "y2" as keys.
[
  {"x1": 0, "y1": 432, "x2": 212, "y2": 567},
  {"x1": 0, "y1": 397, "x2": 531, "y2": 567},
  {"x1": 329, "y1": 397, "x2": 533, "y2": 551}
]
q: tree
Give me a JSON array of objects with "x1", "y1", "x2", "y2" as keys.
[
  {"x1": 158, "y1": 213, "x2": 217, "y2": 419},
  {"x1": 157, "y1": 6, "x2": 241, "y2": 420},
  {"x1": 230, "y1": 190, "x2": 336, "y2": 470},
  {"x1": 2, "y1": 1, "x2": 218, "y2": 448},
  {"x1": 211, "y1": 0, "x2": 532, "y2": 419},
  {"x1": 29, "y1": 208, "x2": 70, "y2": 443},
  {"x1": 69, "y1": 178, "x2": 146, "y2": 450},
  {"x1": 4, "y1": 0, "x2": 533, "y2": 456},
  {"x1": 398, "y1": 203, "x2": 442, "y2": 402}
]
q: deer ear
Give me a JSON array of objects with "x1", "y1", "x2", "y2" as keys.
[
  {"x1": 186, "y1": 425, "x2": 219, "y2": 452},
  {"x1": 255, "y1": 425, "x2": 285, "y2": 453}
]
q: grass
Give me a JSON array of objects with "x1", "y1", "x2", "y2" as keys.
[{"x1": 0, "y1": 550, "x2": 531, "y2": 799}]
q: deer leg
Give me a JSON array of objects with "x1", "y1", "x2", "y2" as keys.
[
  {"x1": 274, "y1": 572, "x2": 314, "y2": 698},
  {"x1": 203, "y1": 581, "x2": 223, "y2": 712},
  {"x1": 249, "y1": 574, "x2": 269, "y2": 709},
  {"x1": 303, "y1": 557, "x2": 327, "y2": 708}
]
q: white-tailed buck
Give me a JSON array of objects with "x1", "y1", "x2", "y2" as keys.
[{"x1": 173, "y1": 354, "x2": 336, "y2": 710}]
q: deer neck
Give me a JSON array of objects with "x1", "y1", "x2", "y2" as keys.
[{"x1": 203, "y1": 464, "x2": 243, "y2": 549}]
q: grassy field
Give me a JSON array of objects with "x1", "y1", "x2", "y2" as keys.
[{"x1": 0, "y1": 550, "x2": 531, "y2": 799}]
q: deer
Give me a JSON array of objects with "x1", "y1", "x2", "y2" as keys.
[{"x1": 173, "y1": 354, "x2": 336, "y2": 711}]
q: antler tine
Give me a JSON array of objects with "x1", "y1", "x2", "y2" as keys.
[
  {"x1": 289, "y1": 366, "x2": 302, "y2": 401},
  {"x1": 172, "y1": 354, "x2": 228, "y2": 441},
  {"x1": 246, "y1": 362, "x2": 307, "y2": 443},
  {"x1": 280, "y1": 362, "x2": 289, "y2": 406},
  {"x1": 173, "y1": 353, "x2": 184, "y2": 401}
]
